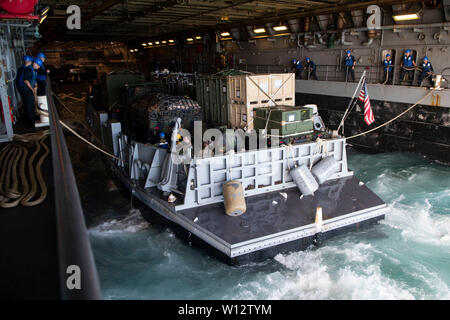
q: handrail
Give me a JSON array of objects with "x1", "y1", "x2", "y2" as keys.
[
  {"x1": 236, "y1": 63, "x2": 404, "y2": 84},
  {"x1": 46, "y1": 76, "x2": 102, "y2": 300}
]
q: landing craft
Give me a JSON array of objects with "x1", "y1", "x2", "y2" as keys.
[{"x1": 87, "y1": 72, "x2": 389, "y2": 264}]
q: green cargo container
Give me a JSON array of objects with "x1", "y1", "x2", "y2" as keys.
[
  {"x1": 196, "y1": 70, "x2": 250, "y2": 127},
  {"x1": 100, "y1": 71, "x2": 145, "y2": 109},
  {"x1": 253, "y1": 105, "x2": 314, "y2": 137}
]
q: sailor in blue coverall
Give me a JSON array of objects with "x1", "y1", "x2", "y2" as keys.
[
  {"x1": 305, "y1": 58, "x2": 318, "y2": 80},
  {"x1": 417, "y1": 56, "x2": 434, "y2": 87},
  {"x1": 35, "y1": 52, "x2": 48, "y2": 97},
  {"x1": 16, "y1": 57, "x2": 42, "y2": 126},
  {"x1": 15, "y1": 55, "x2": 33, "y2": 100},
  {"x1": 399, "y1": 49, "x2": 416, "y2": 86},
  {"x1": 292, "y1": 58, "x2": 303, "y2": 79},
  {"x1": 382, "y1": 54, "x2": 393, "y2": 84},
  {"x1": 344, "y1": 50, "x2": 356, "y2": 82}
]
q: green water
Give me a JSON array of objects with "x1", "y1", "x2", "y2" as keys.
[{"x1": 89, "y1": 152, "x2": 450, "y2": 299}]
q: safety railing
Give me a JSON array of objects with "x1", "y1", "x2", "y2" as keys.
[
  {"x1": 46, "y1": 77, "x2": 102, "y2": 300},
  {"x1": 237, "y1": 63, "x2": 381, "y2": 83},
  {"x1": 237, "y1": 64, "x2": 436, "y2": 85},
  {"x1": 236, "y1": 64, "x2": 289, "y2": 74},
  {"x1": 315, "y1": 65, "x2": 377, "y2": 83}
]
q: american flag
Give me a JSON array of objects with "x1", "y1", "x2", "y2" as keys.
[{"x1": 358, "y1": 81, "x2": 375, "y2": 125}]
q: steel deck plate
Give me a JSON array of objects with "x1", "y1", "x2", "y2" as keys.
[{"x1": 177, "y1": 176, "x2": 385, "y2": 245}]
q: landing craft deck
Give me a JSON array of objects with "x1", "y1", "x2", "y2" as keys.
[
  {"x1": 100, "y1": 116, "x2": 389, "y2": 264},
  {"x1": 112, "y1": 162, "x2": 387, "y2": 264}
]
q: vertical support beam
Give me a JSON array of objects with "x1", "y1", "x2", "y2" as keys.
[{"x1": 0, "y1": 54, "x2": 14, "y2": 142}]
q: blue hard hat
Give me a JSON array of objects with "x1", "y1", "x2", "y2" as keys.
[
  {"x1": 306, "y1": 57, "x2": 310, "y2": 61},
  {"x1": 33, "y1": 58, "x2": 43, "y2": 68},
  {"x1": 24, "y1": 55, "x2": 33, "y2": 62},
  {"x1": 405, "y1": 49, "x2": 411, "y2": 53},
  {"x1": 424, "y1": 56, "x2": 429, "y2": 61},
  {"x1": 386, "y1": 54, "x2": 391, "y2": 57},
  {"x1": 159, "y1": 132, "x2": 165, "y2": 138},
  {"x1": 37, "y1": 52, "x2": 46, "y2": 59},
  {"x1": 346, "y1": 50, "x2": 351, "y2": 54}
]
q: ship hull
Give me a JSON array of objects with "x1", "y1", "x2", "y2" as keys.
[{"x1": 295, "y1": 81, "x2": 450, "y2": 165}]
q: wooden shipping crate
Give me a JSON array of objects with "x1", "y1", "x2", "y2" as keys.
[{"x1": 227, "y1": 73, "x2": 295, "y2": 129}]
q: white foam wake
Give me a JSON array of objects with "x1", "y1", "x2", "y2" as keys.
[
  {"x1": 273, "y1": 244, "x2": 415, "y2": 300},
  {"x1": 223, "y1": 237, "x2": 450, "y2": 300},
  {"x1": 383, "y1": 199, "x2": 450, "y2": 247},
  {"x1": 89, "y1": 208, "x2": 149, "y2": 234}
]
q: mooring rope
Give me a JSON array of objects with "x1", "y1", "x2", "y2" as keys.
[
  {"x1": 37, "y1": 109, "x2": 120, "y2": 161},
  {"x1": 22, "y1": 136, "x2": 49, "y2": 207},
  {"x1": 346, "y1": 89, "x2": 435, "y2": 140},
  {"x1": 337, "y1": 71, "x2": 366, "y2": 134},
  {"x1": 0, "y1": 132, "x2": 50, "y2": 208},
  {"x1": 58, "y1": 119, "x2": 120, "y2": 160}
]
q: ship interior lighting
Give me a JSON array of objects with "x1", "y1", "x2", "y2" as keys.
[
  {"x1": 393, "y1": 13, "x2": 420, "y2": 21},
  {"x1": 273, "y1": 25, "x2": 288, "y2": 31}
]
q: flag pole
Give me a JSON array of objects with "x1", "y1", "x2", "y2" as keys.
[{"x1": 337, "y1": 70, "x2": 366, "y2": 135}]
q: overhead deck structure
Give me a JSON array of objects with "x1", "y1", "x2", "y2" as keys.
[{"x1": 40, "y1": 0, "x2": 424, "y2": 41}]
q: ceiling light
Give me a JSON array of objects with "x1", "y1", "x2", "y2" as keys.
[
  {"x1": 186, "y1": 38, "x2": 194, "y2": 42},
  {"x1": 220, "y1": 32, "x2": 230, "y2": 37},
  {"x1": 155, "y1": 41, "x2": 160, "y2": 44},
  {"x1": 195, "y1": 36, "x2": 202, "y2": 40},
  {"x1": 162, "y1": 40, "x2": 167, "y2": 44},
  {"x1": 253, "y1": 27, "x2": 266, "y2": 34},
  {"x1": 148, "y1": 42, "x2": 152, "y2": 45},
  {"x1": 393, "y1": 13, "x2": 420, "y2": 21},
  {"x1": 168, "y1": 39, "x2": 174, "y2": 43},
  {"x1": 273, "y1": 25, "x2": 288, "y2": 32},
  {"x1": 142, "y1": 43, "x2": 147, "y2": 46},
  {"x1": 129, "y1": 49, "x2": 133, "y2": 52}
]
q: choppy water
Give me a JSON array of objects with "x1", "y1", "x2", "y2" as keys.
[{"x1": 89, "y1": 152, "x2": 450, "y2": 300}]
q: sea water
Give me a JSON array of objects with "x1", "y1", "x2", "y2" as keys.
[{"x1": 89, "y1": 152, "x2": 450, "y2": 299}]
